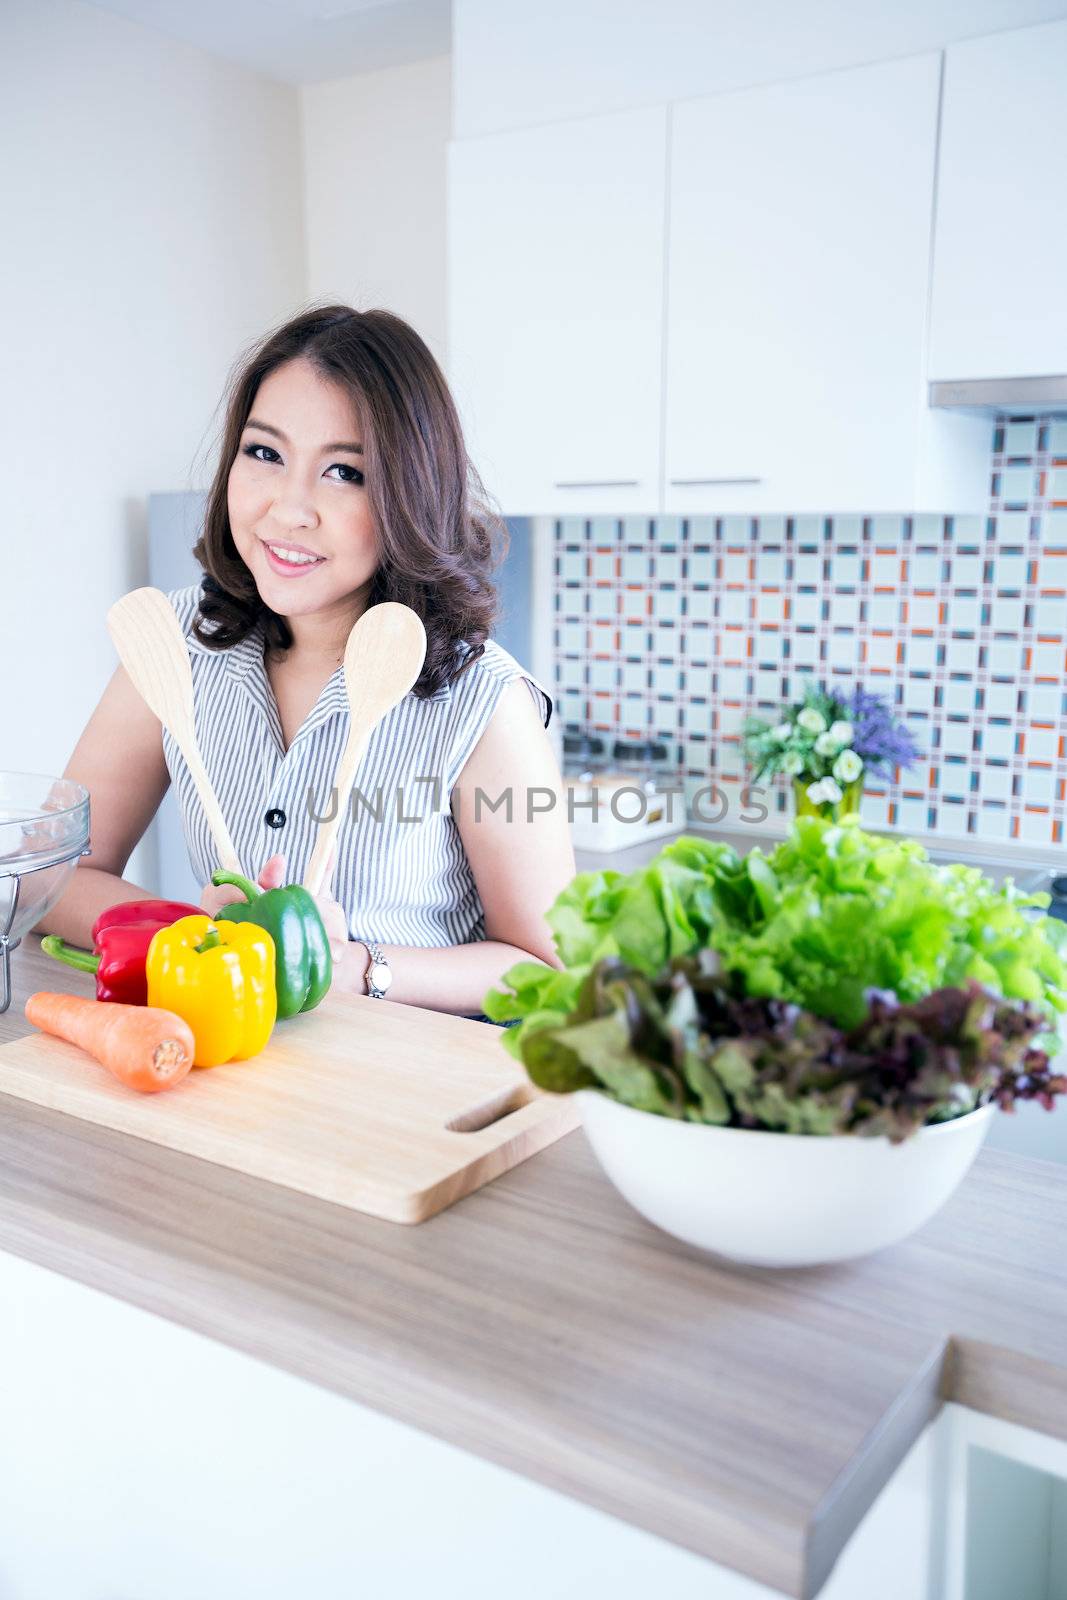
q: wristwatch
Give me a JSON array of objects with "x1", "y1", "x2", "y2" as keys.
[{"x1": 361, "y1": 941, "x2": 392, "y2": 999}]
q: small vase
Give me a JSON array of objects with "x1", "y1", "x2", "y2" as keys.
[{"x1": 792, "y1": 776, "x2": 863, "y2": 822}]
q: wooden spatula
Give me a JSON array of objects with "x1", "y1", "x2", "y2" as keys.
[
  {"x1": 107, "y1": 587, "x2": 242, "y2": 874},
  {"x1": 303, "y1": 602, "x2": 427, "y2": 897}
]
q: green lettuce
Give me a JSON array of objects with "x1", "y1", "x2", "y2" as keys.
[
  {"x1": 482, "y1": 836, "x2": 749, "y2": 1056},
  {"x1": 484, "y1": 819, "x2": 1067, "y2": 1063},
  {"x1": 711, "y1": 821, "x2": 1067, "y2": 1033}
]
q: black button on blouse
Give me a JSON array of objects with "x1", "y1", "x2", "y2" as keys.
[{"x1": 265, "y1": 807, "x2": 287, "y2": 829}]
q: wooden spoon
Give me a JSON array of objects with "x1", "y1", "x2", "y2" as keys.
[
  {"x1": 303, "y1": 602, "x2": 427, "y2": 898},
  {"x1": 107, "y1": 587, "x2": 242, "y2": 874}
]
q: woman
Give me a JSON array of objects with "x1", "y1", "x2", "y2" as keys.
[{"x1": 41, "y1": 305, "x2": 575, "y2": 1017}]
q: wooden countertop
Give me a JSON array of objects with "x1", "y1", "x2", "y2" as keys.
[{"x1": 2, "y1": 937, "x2": 1067, "y2": 1599}]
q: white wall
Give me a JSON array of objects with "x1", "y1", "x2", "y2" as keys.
[
  {"x1": 453, "y1": 0, "x2": 1067, "y2": 137},
  {"x1": 1, "y1": 0, "x2": 305, "y2": 886},
  {"x1": 301, "y1": 55, "x2": 452, "y2": 370}
]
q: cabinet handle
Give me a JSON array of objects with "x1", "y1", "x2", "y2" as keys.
[
  {"x1": 669, "y1": 476, "x2": 764, "y2": 487},
  {"x1": 554, "y1": 479, "x2": 641, "y2": 489}
]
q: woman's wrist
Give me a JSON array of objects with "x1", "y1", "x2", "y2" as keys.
[
  {"x1": 327, "y1": 938, "x2": 547, "y2": 1014},
  {"x1": 335, "y1": 939, "x2": 371, "y2": 995}
]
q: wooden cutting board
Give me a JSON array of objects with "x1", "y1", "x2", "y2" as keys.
[{"x1": 0, "y1": 991, "x2": 578, "y2": 1223}]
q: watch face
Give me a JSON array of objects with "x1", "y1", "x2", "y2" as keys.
[{"x1": 370, "y1": 961, "x2": 392, "y2": 993}]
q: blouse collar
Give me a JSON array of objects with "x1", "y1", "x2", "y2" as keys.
[{"x1": 187, "y1": 609, "x2": 450, "y2": 760}]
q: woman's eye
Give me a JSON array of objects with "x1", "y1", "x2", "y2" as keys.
[{"x1": 241, "y1": 443, "x2": 362, "y2": 486}]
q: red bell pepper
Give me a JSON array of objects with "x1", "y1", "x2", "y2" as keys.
[{"x1": 41, "y1": 899, "x2": 202, "y2": 1005}]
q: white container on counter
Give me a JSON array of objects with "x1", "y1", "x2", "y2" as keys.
[{"x1": 576, "y1": 1089, "x2": 995, "y2": 1267}]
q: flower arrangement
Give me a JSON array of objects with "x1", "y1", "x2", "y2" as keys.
[{"x1": 742, "y1": 683, "x2": 920, "y2": 816}]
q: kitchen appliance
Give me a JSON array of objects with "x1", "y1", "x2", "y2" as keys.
[
  {"x1": 561, "y1": 729, "x2": 606, "y2": 780},
  {"x1": 929, "y1": 375, "x2": 1067, "y2": 414},
  {"x1": 566, "y1": 737, "x2": 684, "y2": 854},
  {"x1": 0, "y1": 987, "x2": 578, "y2": 1222},
  {"x1": 1019, "y1": 866, "x2": 1067, "y2": 919},
  {"x1": 0, "y1": 775, "x2": 90, "y2": 1015}
]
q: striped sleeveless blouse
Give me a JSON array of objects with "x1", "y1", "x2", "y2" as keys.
[{"x1": 162, "y1": 584, "x2": 553, "y2": 948}]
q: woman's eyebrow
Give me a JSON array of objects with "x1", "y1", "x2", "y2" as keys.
[{"x1": 244, "y1": 416, "x2": 363, "y2": 455}]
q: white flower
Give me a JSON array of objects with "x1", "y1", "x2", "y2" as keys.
[
  {"x1": 797, "y1": 707, "x2": 827, "y2": 735},
  {"x1": 833, "y1": 749, "x2": 864, "y2": 784},
  {"x1": 782, "y1": 751, "x2": 804, "y2": 776},
  {"x1": 807, "y1": 778, "x2": 842, "y2": 805},
  {"x1": 828, "y1": 720, "x2": 854, "y2": 748},
  {"x1": 773, "y1": 722, "x2": 793, "y2": 742},
  {"x1": 814, "y1": 731, "x2": 839, "y2": 756}
]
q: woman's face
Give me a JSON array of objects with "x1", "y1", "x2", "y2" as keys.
[{"x1": 228, "y1": 356, "x2": 378, "y2": 640}]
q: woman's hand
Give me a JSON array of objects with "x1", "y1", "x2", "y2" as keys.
[{"x1": 200, "y1": 850, "x2": 349, "y2": 963}]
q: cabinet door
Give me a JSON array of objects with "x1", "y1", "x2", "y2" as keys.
[
  {"x1": 448, "y1": 107, "x2": 667, "y2": 516},
  {"x1": 930, "y1": 18, "x2": 1067, "y2": 383},
  {"x1": 666, "y1": 53, "x2": 954, "y2": 515}
]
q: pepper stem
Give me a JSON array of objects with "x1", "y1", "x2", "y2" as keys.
[
  {"x1": 195, "y1": 927, "x2": 223, "y2": 954},
  {"x1": 210, "y1": 870, "x2": 261, "y2": 902},
  {"x1": 41, "y1": 936, "x2": 101, "y2": 974}
]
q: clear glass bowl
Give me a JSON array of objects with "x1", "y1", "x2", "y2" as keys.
[{"x1": 0, "y1": 773, "x2": 91, "y2": 1013}]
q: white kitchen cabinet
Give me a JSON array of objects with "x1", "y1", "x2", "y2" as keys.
[
  {"x1": 447, "y1": 106, "x2": 667, "y2": 517},
  {"x1": 929, "y1": 18, "x2": 1067, "y2": 385},
  {"x1": 0, "y1": 1247, "x2": 928, "y2": 1600},
  {"x1": 932, "y1": 1403, "x2": 1067, "y2": 1599},
  {"x1": 12, "y1": 1243, "x2": 1066, "y2": 1600},
  {"x1": 665, "y1": 53, "x2": 990, "y2": 515}
]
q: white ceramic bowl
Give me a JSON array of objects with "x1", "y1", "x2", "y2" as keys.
[{"x1": 575, "y1": 1089, "x2": 995, "y2": 1267}]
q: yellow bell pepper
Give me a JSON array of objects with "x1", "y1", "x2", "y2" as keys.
[{"x1": 145, "y1": 915, "x2": 276, "y2": 1068}]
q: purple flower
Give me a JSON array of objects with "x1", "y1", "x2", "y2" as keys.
[{"x1": 847, "y1": 687, "x2": 921, "y2": 777}]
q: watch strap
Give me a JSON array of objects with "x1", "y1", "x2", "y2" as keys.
[{"x1": 363, "y1": 941, "x2": 391, "y2": 999}]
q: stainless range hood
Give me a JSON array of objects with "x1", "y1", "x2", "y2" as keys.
[{"x1": 929, "y1": 374, "x2": 1067, "y2": 415}]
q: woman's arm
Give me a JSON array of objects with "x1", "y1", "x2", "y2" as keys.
[{"x1": 333, "y1": 679, "x2": 575, "y2": 1014}]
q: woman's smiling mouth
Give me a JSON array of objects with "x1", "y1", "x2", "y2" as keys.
[{"x1": 261, "y1": 539, "x2": 327, "y2": 576}]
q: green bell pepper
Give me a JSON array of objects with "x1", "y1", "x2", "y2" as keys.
[{"x1": 211, "y1": 871, "x2": 333, "y2": 1019}]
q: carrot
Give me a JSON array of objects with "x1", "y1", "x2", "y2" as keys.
[{"x1": 24, "y1": 992, "x2": 195, "y2": 1094}]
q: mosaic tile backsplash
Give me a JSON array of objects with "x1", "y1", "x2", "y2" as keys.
[{"x1": 551, "y1": 415, "x2": 1067, "y2": 846}]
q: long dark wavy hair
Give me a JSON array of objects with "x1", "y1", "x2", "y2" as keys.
[{"x1": 191, "y1": 304, "x2": 507, "y2": 697}]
